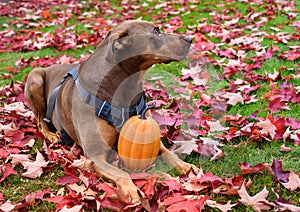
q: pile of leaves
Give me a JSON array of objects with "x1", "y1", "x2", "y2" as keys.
[
  {"x1": 1, "y1": 82, "x2": 299, "y2": 211},
  {"x1": 1, "y1": 0, "x2": 300, "y2": 211}
]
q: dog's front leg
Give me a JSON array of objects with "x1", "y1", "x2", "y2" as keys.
[
  {"x1": 77, "y1": 119, "x2": 142, "y2": 204},
  {"x1": 160, "y1": 143, "x2": 199, "y2": 174},
  {"x1": 91, "y1": 154, "x2": 142, "y2": 203}
]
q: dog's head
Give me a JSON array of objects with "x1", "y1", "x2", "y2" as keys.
[{"x1": 103, "y1": 20, "x2": 192, "y2": 70}]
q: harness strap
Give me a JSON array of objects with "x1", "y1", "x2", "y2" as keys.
[
  {"x1": 43, "y1": 86, "x2": 61, "y2": 132},
  {"x1": 55, "y1": 104, "x2": 75, "y2": 146},
  {"x1": 43, "y1": 68, "x2": 78, "y2": 132},
  {"x1": 44, "y1": 67, "x2": 147, "y2": 136},
  {"x1": 75, "y1": 79, "x2": 146, "y2": 128}
]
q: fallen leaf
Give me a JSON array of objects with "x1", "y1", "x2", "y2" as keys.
[
  {"x1": 0, "y1": 164, "x2": 17, "y2": 182},
  {"x1": 207, "y1": 120, "x2": 228, "y2": 132},
  {"x1": 238, "y1": 162, "x2": 267, "y2": 175},
  {"x1": 57, "y1": 173, "x2": 80, "y2": 185},
  {"x1": 238, "y1": 183, "x2": 274, "y2": 212},
  {"x1": 160, "y1": 173, "x2": 182, "y2": 193},
  {"x1": 0, "y1": 201, "x2": 16, "y2": 212},
  {"x1": 163, "y1": 193, "x2": 209, "y2": 212},
  {"x1": 268, "y1": 96, "x2": 290, "y2": 113},
  {"x1": 206, "y1": 200, "x2": 237, "y2": 212},
  {"x1": 282, "y1": 127, "x2": 291, "y2": 141},
  {"x1": 71, "y1": 156, "x2": 93, "y2": 171},
  {"x1": 223, "y1": 92, "x2": 244, "y2": 106},
  {"x1": 271, "y1": 158, "x2": 290, "y2": 183},
  {"x1": 256, "y1": 118, "x2": 277, "y2": 139},
  {"x1": 266, "y1": 70, "x2": 280, "y2": 81},
  {"x1": 172, "y1": 139, "x2": 198, "y2": 155},
  {"x1": 68, "y1": 183, "x2": 97, "y2": 199},
  {"x1": 279, "y1": 144, "x2": 292, "y2": 152},
  {"x1": 6, "y1": 154, "x2": 30, "y2": 166},
  {"x1": 0, "y1": 192, "x2": 4, "y2": 201},
  {"x1": 210, "y1": 149, "x2": 226, "y2": 161},
  {"x1": 21, "y1": 150, "x2": 49, "y2": 179},
  {"x1": 274, "y1": 201, "x2": 300, "y2": 212},
  {"x1": 58, "y1": 205, "x2": 83, "y2": 212},
  {"x1": 281, "y1": 169, "x2": 300, "y2": 191}
]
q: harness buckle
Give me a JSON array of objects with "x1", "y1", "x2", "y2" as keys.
[{"x1": 43, "y1": 117, "x2": 51, "y2": 123}]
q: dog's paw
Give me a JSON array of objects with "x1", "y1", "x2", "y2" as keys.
[
  {"x1": 115, "y1": 181, "x2": 142, "y2": 205},
  {"x1": 176, "y1": 161, "x2": 199, "y2": 174},
  {"x1": 189, "y1": 164, "x2": 200, "y2": 173},
  {"x1": 43, "y1": 131, "x2": 61, "y2": 143}
]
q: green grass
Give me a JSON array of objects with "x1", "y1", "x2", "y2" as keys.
[
  {"x1": 0, "y1": 165, "x2": 63, "y2": 211},
  {"x1": 0, "y1": 139, "x2": 64, "y2": 210}
]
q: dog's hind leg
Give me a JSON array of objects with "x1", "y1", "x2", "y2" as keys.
[{"x1": 25, "y1": 68, "x2": 61, "y2": 143}]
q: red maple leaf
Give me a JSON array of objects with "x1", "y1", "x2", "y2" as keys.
[
  {"x1": 283, "y1": 50, "x2": 300, "y2": 61},
  {"x1": 238, "y1": 162, "x2": 267, "y2": 175},
  {"x1": 183, "y1": 172, "x2": 225, "y2": 192},
  {"x1": 267, "y1": 96, "x2": 290, "y2": 113},
  {"x1": 163, "y1": 193, "x2": 209, "y2": 212},
  {"x1": 95, "y1": 183, "x2": 123, "y2": 211},
  {"x1": 57, "y1": 173, "x2": 80, "y2": 185},
  {"x1": 0, "y1": 148, "x2": 20, "y2": 159},
  {"x1": 133, "y1": 174, "x2": 158, "y2": 199},
  {"x1": 271, "y1": 158, "x2": 290, "y2": 183},
  {"x1": 0, "y1": 164, "x2": 18, "y2": 182},
  {"x1": 46, "y1": 194, "x2": 81, "y2": 211},
  {"x1": 159, "y1": 173, "x2": 182, "y2": 194},
  {"x1": 267, "y1": 115, "x2": 287, "y2": 139}
]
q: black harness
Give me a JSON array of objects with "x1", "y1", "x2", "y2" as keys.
[{"x1": 44, "y1": 68, "x2": 146, "y2": 146}]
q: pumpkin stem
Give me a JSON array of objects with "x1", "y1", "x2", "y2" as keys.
[{"x1": 140, "y1": 104, "x2": 155, "y2": 120}]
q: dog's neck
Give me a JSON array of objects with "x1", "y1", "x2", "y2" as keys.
[{"x1": 78, "y1": 54, "x2": 145, "y2": 108}]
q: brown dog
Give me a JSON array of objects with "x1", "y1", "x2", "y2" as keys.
[{"x1": 25, "y1": 20, "x2": 198, "y2": 204}]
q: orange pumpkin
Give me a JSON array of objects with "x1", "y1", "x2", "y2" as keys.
[{"x1": 118, "y1": 104, "x2": 161, "y2": 170}]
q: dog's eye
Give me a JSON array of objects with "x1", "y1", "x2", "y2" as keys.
[{"x1": 153, "y1": 27, "x2": 161, "y2": 35}]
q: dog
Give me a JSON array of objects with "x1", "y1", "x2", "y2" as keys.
[{"x1": 25, "y1": 20, "x2": 199, "y2": 204}]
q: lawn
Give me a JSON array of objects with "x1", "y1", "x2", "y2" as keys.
[{"x1": 0, "y1": 0, "x2": 300, "y2": 211}]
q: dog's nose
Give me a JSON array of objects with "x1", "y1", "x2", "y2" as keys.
[{"x1": 184, "y1": 36, "x2": 193, "y2": 43}]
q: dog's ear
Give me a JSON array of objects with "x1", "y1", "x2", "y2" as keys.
[{"x1": 105, "y1": 30, "x2": 130, "y2": 64}]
